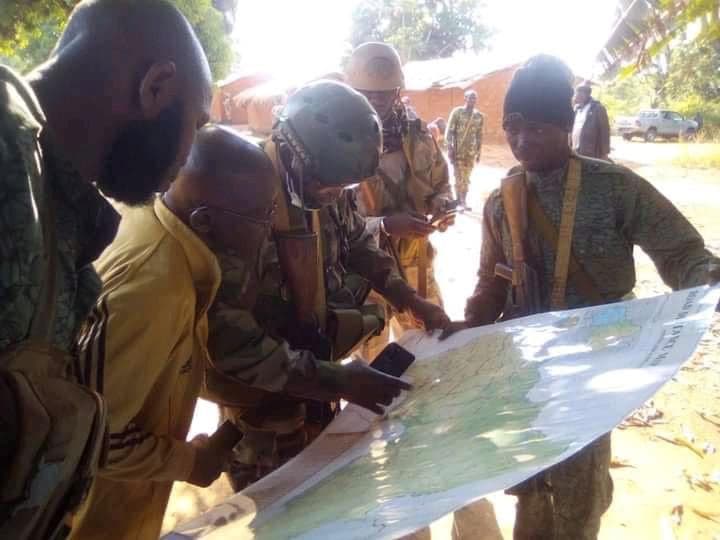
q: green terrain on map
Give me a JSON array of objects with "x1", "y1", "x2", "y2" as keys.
[{"x1": 251, "y1": 331, "x2": 572, "y2": 539}]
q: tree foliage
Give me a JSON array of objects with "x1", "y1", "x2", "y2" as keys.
[
  {"x1": 349, "y1": 0, "x2": 491, "y2": 62},
  {"x1": 0, "y1": 0, "x2": 233, "y2": 80},
  {"x1": 598, "y1": 34, "x2": 720, "y2": 137},
  {"x1": 605, "y1": 0, "x2": 719, "y2": 78}
]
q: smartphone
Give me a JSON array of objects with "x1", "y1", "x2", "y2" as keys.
[{"x1": 370, "y1": 343, "x2": 416, "y2": 377}]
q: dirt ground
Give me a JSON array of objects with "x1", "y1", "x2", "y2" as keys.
[{"x1": 163, "y1": 137, "x2": 720, "y2": 539}]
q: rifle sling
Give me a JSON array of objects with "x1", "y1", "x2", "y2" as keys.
[
  {"x1": 526, "y1": 177, "x2": 604, "y2": 306},
  {"x1": 549, "y1": 158, "x2": 580, "y2": 309},
  {"x1": 266, "y1": 139, "x2": 327, "y2": 328}
]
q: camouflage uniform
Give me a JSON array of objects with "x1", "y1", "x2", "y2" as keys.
[
  {"x1": 204, "y1": 147, "x2": 418, "y2": 490},
  {"x1": 465, "y1": 156, "x2": 719, "y2": 539},
  {"x1": 446, "y1": 106, "x2": 483, "y2": 200},
  {"x1": 0, "y1": 66, "x2": 119, "y2": 466},
  {"x1": 356, "y1": 108, "x2": 451, "y2": 358}
]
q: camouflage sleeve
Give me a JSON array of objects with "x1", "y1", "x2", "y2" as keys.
[
  {"x1": 207, "y1": 293, "x2": 320, "y2": 393},
  {"x1": 465, "y1": 192, "x2": 508, "y2": 324},
  {"x1": 0, "y1": 110, "x2": 43, "y2": 350},
  {"x1": 624, "y1": 171, "x2": 719, "y2": 289},
  {"x1": 344, "y1": 196, "x2": 417, "y2": 309}
]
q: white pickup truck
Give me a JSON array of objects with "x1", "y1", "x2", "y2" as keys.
[{"x1": 615, "y1": 109, "x2": 698, "y2": 142}]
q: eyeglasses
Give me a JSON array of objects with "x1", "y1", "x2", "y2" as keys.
[{"x1": 194, "y1": 203, "x2": 276, "y2": 228}]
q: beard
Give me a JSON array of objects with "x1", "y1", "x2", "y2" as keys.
[{"x1": 97, "y1": 100, "x2": 183, "y2": 206}]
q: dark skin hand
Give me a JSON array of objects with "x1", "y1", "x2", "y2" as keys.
[
  {"x1": 187, "y1": 434, "x2": 231, "y2": 488},
  {"x1": 288, "y1": 360, "x2": 413, "y2": 415},
  {"x1": 383, "y1": 212, "x2": 436, "y2": 238},
  {"x1": 407, "y1": 295, "x2": 451, "y2": 331},
  {"x1": 439, "y1": 320, "x2": 470, "y2": 340},
  {"x1": 333, "y1": 360, "x2": 412, "y2": 414}
]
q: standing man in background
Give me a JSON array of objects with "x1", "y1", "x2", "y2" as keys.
[
  {"x1": 446, "y1": 89, "x2": 484, "y2": 211},
  {"x1": 572, "y1": 81, "x2": 611, "y2": 160}
]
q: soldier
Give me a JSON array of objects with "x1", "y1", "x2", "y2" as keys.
[
  {"x1": 0, "y1": 1, "x2": 211, "y2": 537},
  {"x1": 446, "y1": 89, "x2": 484, "y2": 211},
  {"x1": 205, "y1": 80, "x2": 447, "y2": 491},
  {"x1": 345, "y1": 42, "x2": 454, "y2": 356},
  {"x1": 443, "y1": 54, "x2": 720, "y2": 539}
]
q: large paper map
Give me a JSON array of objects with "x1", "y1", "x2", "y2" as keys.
[{"x1": 167, "y1": 286, "x2": 719, "y2": 540}]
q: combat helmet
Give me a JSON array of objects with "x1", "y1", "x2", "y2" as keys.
[
  {"x1": 345, "y1": 42, "x2": 404, "y2": 92},
  {"x1": 274, "y1": 79, "x2": 382, "y2": 186}
]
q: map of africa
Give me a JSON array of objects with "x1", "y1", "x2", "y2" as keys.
[{"x1": 167, "y1": 286, "x2": 719, "y2": 540}]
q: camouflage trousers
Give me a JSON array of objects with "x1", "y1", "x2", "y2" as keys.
[
  {"x1": 400, "y1": 498, "x2": 504, "y2": 540},
  {"x1": 508, "y1": 433, "x2": 613, "y2": 540},
  {"x1": 361, "y1": 264, "x2": 443, "y2": 361},
  {"x1": 219, "y1": 399, "x2": 334, "y2": 492},
  {"x1": 453, "y1": 160, "x2": 475, "y2": 197}
]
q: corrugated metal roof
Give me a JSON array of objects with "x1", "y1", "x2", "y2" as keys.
[{"x1": 403, "y1": 55, "x2": 521, "y2": 91}]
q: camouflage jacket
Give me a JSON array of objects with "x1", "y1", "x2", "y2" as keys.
[
  {"x1": 356, "y1": 118, "x2": 451, "y2": 267},
  {"x1": 446, "y1": 106, "x2": 484, "y2": 162},
  {"x1": 0, "y1": 66, "x2": 119, "y2": 352},
  {"x1": 357, "y1": 118, "x2": 451, "y2": 218},
  {"x1": 206, "y1": 147, "x2": 416, "y2": 397},
  {"x1": 466, "y1": 156, "x2": 719, "y2": 324}
]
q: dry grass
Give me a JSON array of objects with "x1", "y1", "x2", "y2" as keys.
[{"x1": 670, "y1": 143, "x2": 720, "y2": 169}]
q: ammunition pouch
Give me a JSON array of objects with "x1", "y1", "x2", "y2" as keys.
[
  {"x1": 0, "y1": 343, "x2": 107, "y2": 540},
  {"x1": 327, "y1": 304, "x2": 385, "y2": 361}
]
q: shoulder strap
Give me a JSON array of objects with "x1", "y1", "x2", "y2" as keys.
[
  {"x1": 499, "y1": 172, "x2": 528, "y2": 279},
  {"x1": 526, "y1": 163, "x2": 604, "y2": 306},
  {"x1": 264, "y1": 139, "x2": 306, "y2": 232},
  {"x1": 549, "y1": 158, "x2": 581, "y2": 309}
]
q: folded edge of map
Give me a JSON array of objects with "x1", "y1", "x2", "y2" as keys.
[{"x1": 166, "y1": 286, "x2": 720, "y2": 540}]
